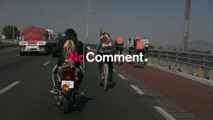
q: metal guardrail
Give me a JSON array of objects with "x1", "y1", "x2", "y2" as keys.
[
  {"x1": 147, "y1": 49, "x2": 213, "y2": 69},
  {"x1": 0, "y1": 43, "x2": 18, "y2": 49},
  {"x1": 0, "y1": 39, "x2": 19, "y2": 49}
]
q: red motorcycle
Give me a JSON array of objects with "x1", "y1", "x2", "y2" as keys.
[{"x1": 53, "y1": 61, "x2": 82, "y2": 114}]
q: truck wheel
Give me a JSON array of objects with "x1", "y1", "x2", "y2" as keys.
[{"x1": 20, "y1": 52, "x2": 25, "y2": 56}]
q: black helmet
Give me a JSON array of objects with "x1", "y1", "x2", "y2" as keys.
[
  {"x1": 65, "y1": 28, "x2": 76, "y2": 36},
  {"x1": 100, "y1": 30, "x2": 108, "y2": 36}
]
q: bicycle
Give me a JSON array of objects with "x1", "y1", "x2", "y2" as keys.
[
  {"x1": 136, "y1": 50, "x2": 146, "y2": 69},
  {"x1": 129, "y1": 47, "x2": 136, "y2": 64},
  {"x1": 115, "y1": 48, "x2": 123, "y2": 65}
]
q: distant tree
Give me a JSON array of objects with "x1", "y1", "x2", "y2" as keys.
[
  {"x1": 2, "y1": 25, "x2": 20, "y2": 39},
  {"x1": 173, "y1": 48, "x2": 177, "y2": 51}
]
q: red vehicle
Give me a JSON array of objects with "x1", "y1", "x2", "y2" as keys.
[{"x1": 19, "y1": 27, "x2": 54, "y2": 55}]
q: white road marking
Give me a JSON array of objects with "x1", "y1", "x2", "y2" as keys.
[
  {"x1": 0, "y1": 81, "x2": 20, "y2": 95},
  {"x1": 113, "y1": 69, "x2": 116, "y2": 72},
  {"x1": 14, "y1": 54, "x2": 20, "y2": 57},
  {"x1": 118, "y1": 74, "x2": 127, "y2": 80},
  {"x1": 43, "y1": 60, "x2": 51, "y2": 66},
  {"x1": 153, "y1": 106, "x2": 176, "y2": 120},
  {"x1": 130, "y1": 84, "x2": 145, "y2": 95}
]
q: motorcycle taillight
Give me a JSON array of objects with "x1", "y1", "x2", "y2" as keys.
[{"x1": 62, "y1": 66, "x2": 75, "y2": 80}]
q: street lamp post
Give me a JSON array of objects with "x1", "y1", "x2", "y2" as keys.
[
  {"x1": 83, "y1": 0, "x2": 91, "y2": 69},
  {"x1": 183, "y1": 0, "x2": 191, "y2": 52},
  {"x1": 86, "y1": 0, "x2": 91, "y2": 44}
]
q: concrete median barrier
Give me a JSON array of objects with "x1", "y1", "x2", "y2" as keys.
[{"x1": 148, "y1": 57, "x2": 213, "y2": 82}]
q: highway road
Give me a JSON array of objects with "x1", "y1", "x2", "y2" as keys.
[
  {"x1": 0, "y1": 48, "x2": 212, "y2": 120},
  {"x1": 0, "y1": 48, "x2": 164, "y2": 120}
]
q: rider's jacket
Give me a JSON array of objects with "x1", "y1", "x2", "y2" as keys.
[
  {"x1": 53, "y1": 33, "x2": 83, "y2": 67},
  {"x1": 96, "y1": 35, "x2": 114, "y2": 54}
]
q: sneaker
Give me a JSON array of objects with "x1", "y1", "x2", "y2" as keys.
[
  {"x1": 54, "y1": 96, "x2": 62, "y2": 106},
  {"x1": 56, "y1": 102, "x2": 61, "y2": 106},
  {"x1": 50, "y1": 88, "x2": 59, "y2": 95}
]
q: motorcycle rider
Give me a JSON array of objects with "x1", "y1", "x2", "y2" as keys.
[
  {"x1": 51, "y1": 28, "x2": 84, "y2": 94},
  {"x1": 96, "y1": 30, "x2": 115, "y2": 86}
]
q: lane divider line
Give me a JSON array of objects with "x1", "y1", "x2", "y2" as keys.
[
  {"x1": 118, "y1": 74, "x2": 127, "y2": 80},
  {"x1": 153, "y1": 106, "x2": 176, "y2": 120},
  {"x1": 0, "y1": 81, "x2": 21, "y2": 95},
  {"x1": 43, "y1": 60, "x2": 51, "y2": 66},
  {"x1": 130, "y1": 84, "x2": 145, "y2": 95}
]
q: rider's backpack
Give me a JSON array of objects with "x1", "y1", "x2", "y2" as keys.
[
  {"x1": 136, "y1": 39, "x2": 144, "y2": 50},
  {"x1": 116, "y1": 36, "x2": 123, "y2": 45},
  {"x1": 63, "y1": 39, "x2": 75, "y2": 59}
]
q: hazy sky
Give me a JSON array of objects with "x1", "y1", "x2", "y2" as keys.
[{"x1": 0, "y1": 0, "x2": 212, "y2": 46}]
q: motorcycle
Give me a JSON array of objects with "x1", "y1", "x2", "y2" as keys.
[{"x1": 52, "y1": 60, "x2": 82, "y2": 114}]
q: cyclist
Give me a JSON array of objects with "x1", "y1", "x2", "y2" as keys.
[
  {"x1": 96, "y1": 31, "x2": 114, "y2": 87},
  {"x1": 135, "y1": 37, "x2": 145, "y2": 61},
  {"x1": 127, "y1": 37, "x2": 135, "y2": 55},
  {"x1": 115, "y1": 35, "x2": 124, "y2": 54}
]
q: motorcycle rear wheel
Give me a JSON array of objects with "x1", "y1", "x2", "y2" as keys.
[{"x1": 63, "y1": 97, "x2": 70, "y2": 114}]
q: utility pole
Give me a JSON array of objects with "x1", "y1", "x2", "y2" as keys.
[
  {"x1": 183, "y1": 0, "x2": 191, "y2": 52},
  {"x1": 86, "y1": 0, "x2": 91, "y2": 44},
  {"x1": 41, "y1": 9, "x2": 48, "y2": 28},
  {"x1": 83, "y1": 0, "x2": 91, "y2": 69}
]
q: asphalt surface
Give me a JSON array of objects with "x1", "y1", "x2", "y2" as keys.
[
  {"x1": 0, "y1": 49, "x2": 165, "y2": 120},
  {"x1": 116, "y1": 62, "x2": 213, "y2": 120}
]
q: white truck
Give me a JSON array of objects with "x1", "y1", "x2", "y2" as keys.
[{"x1": 19, "y1": 27, "x2": 54, "y2": 55}]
